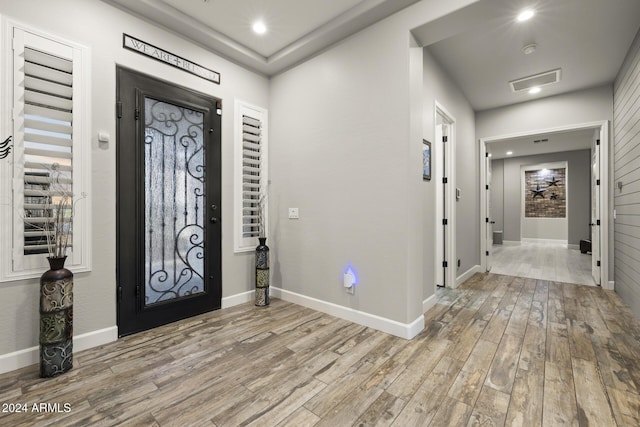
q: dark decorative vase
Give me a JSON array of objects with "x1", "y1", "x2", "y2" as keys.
[
  {"x1": 39, "y1": 256, "x2": 73, "y2": 378},
  {"x1": 255, "y1": 237, "x2": 270, "y2": 306}
]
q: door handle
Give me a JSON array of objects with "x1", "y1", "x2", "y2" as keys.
[{"x1": 210, "y1": 217, "x2": 218, "y2": 224}]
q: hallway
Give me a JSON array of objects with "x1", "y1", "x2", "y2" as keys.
[{"x1": 490, "y1": 241, "x2": 595, "y2": 286}]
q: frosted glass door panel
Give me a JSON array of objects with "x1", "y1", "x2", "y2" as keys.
[{"x1": 144, "y1": 97, "x2": 205, "y2": 306}]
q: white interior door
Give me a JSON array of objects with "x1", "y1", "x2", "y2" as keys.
[
  {"x1": 486, "y1": 152, "x2": 493, "y2": 271},
  {"x1": 435, "y1": 124, "x2": 445, "y2": 287},
  {"x1": 591, "y1": 130, "x2": 601, "y2": 285}
]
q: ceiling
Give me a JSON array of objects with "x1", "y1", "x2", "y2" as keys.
[
  {"x1": 426, "y1": 0, "x2": 640, "y2": 112},
  {"x1": 101, "y1": 0, "x2": 421, "y2": 75},
  {"x1": 102, "y1": 0, "x2": 640, "y2": 157}
]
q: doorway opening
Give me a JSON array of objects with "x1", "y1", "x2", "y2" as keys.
[
  {"x1": 479, "y1": 121, "x2": 610, "y2": 289},
  {"x1": 435, "y1": 102, "x2": 457, "y2": 289}
]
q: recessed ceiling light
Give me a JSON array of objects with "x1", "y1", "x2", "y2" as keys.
[
  {"x1": 529, "y1": 86, "x2": 541, "y2": 94},
  {"x1": 506, "y1": 151, "x2": 513, "y2": 156},
  {"x1": 517, "y1": 9, "x2": 535, "y2": 22},
  {"x1": 252, "y1": 21, "x2": 267, "y2": 35}
]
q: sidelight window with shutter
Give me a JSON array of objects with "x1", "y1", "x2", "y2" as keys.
[
  {"x1": 234, "y1": 100, "x2": 268, "y2": 252},
  {"x1": 0, "y1": 19, "x2": 91, "y2": 281}
]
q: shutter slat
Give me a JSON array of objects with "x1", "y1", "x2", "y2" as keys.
[
  {"x1": 25, "y1": 89, "x2": 73, "y2": 111},
  {"x1": 25, "y1": 104, "x2": 73, "y2": 122},
  {"x1": 25, "y1": 48, "x2": 73, "y2": 73},
  {"x1": 24, "y1": 175, "x2": 72, "y2": 185},
  {"x1": 242, "y1": 141, "x2": 261, "y2": 151},
  {"x1": 25, "y1": 118, "x2": 72, "y2": 134},
  {"x1": 25, "y1": 75, "x2": 73, "y2": 99},
  {"x1": 24, "y1": 189, "x2": 68, "y2": 197},
  {"x1": 24, "y1": 61, "x2": 72, "y2": 86},
  {"x1": 243, "y1": 133, "x2": 261, "y2": 143},
  {"x1": 24, "y1": 131, "x2": 72, "y2": 148},
  {"x1": 25, "y1": 161, "x2": 72, "y2": 171},
  {"x1": 242, "y1": 116, "x2": 261, "y2": 127},
  {"x1": 24, "y1": 147, "x2": 73, "y2": 159}
]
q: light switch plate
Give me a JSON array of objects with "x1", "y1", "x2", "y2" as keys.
[{"x1": 288, "y1": 208, "x2": 299, "y2": 219}]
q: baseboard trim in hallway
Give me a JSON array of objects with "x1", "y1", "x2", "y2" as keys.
[
  {"x1": 0, "y1": 326, "x2": 118, "y2": 375},
  {"x1": 272, "y1": 286, "x2": 425, "y2": 339}
]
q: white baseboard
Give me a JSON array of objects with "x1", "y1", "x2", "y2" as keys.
[
  {"x1": 522, "y1": 238, "x2": 568, "y2": 245},
  {"x1": 423, "y1": 294, "x2": 437, "y2": 313},
  {"x1": 457, "y1": 265, "x2": 482, "y2": 286},
  {"x1": 503, "y1": 240, "x2": 521, "y2": 246},
  {"x1": 605, "y1": 280, "x2": 614, "y2": 291},
  {"x1": 567, "y1": 244, "x2": 579, "y2": 250},
  {"x1": 271, "y1": 287, "x2": 424, "y2": 339},
  {"x1": 0, "y1": 326, "x2": 118, "y2": 375},
  {"x1": 221, "y1": 290, "x2": 254, "y2": 308}
]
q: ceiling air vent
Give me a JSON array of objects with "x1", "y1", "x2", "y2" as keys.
[
  {"x1": 533, "y1": 138, "x2": 549, "y2": 143},
  {"x1": 509, "y1": 69, "x2": 562, "y2": 92}
]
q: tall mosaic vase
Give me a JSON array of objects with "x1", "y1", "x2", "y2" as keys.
[
  {"x1": 40, "y1": 256, "x2": 73, "y2": 378},
  {"x1": 255, "y1": 237, "x2": 270, "y2": 306}
]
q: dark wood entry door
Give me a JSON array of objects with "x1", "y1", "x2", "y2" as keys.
[{"x1": 116, "y1": 67, "x2": 222, "y2": 337}]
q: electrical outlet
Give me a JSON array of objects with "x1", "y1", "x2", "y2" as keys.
[{"x1": 288, "y1": 208, "x2": 299, "y2": 219}]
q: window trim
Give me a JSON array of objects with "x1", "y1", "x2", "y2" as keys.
[
  {"x1": 234, "y1": 99, "x2": 268, "y2": 253},
  {"x1": 0, "y1": 16, "x2": 92, "y2": 282}
]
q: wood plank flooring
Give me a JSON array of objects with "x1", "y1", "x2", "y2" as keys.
[
  {"x1": 491, "y1": 242, "x2": 595, "y2": 286},
  {"x1": 2, "y1": 273, "x2": 640, "y2": 426}
]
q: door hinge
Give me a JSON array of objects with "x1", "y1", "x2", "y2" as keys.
[
  {"x1": 597, "y1": 260, "x2": 601, "y2": 267},
  {"x1": 596, "y1": 139, "x2": 600, "y2": 146},
  {"x1": 216, "y1": 100, "x2": 222, "y2": 116},
  {"x1": 485, "y1": 152, "x2": 489, "y2": 158},
  {"x1": 596, "y1": 179, "x2": 600, "y2": 186},
  {"x1": 117, "y1": 286, "x2": 122, "y2": 301},
  {"x1": 135, "y1": 108, "x2": 140, "y2": 120},
  {"x1": 486, "y1": 217, "x2": 489, "y2": 223},
  {"x1": 486, "y1": 251, "x2": 490, "y2": 256},
  {"x1": 135, "y1": 285, "x2": 140, "y2": 298},
  {"x1": 443, "y1": 261, "x2": 448, "y2": 268},
  {"x1": 443, "y1": 136, "x2": 448, "y2": 143},
  {"x1": 443, "y1": 177, "x2": 448, "y2": 184},
  {"x1": 116, "y1": 102, "x2": 123, "y2": 118},
  {"x1": 597, "y1": 219, "x2": 601, "y2": 226},
  {"x1": 486, "y1": 184, "x2": 489, "y2": 190},
  {"x1": 442, "y1": 218, "x2": 448, "y2": 225}
]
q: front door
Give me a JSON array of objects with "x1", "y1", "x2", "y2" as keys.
[{"x1": 116, "y1": 67, "x2": 222, "y2": 336}]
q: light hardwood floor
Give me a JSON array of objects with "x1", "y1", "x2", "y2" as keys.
[
  {"x1": 490, "y1": 241, "x2": 595, "y2": 286},
  {"x1": 1, "y1": 273, "x2": 639, "y2": 426}
]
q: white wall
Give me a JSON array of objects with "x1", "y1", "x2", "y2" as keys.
[
  {"x1": 422, "y1": 48, "x2": 477, "y2": 298},
  {"x1": 0, "y1": 0, "x2": 269, "y2": 360},
  {"x1": 613, "y1": 28, "x2": 640, "y2": 316}
]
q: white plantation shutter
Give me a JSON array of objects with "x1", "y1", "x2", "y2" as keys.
[
  {"x1": 235, "y1": 101, "x2": 268, "y2": 252},
  {"x1": 22, "y1": 46, "x2": 74, "y2": 255},
  {"x1": 0, "y1": 21, "x2": 91, "y2": 281},
  {"x1": 242, "y1": 115, "x2": 262, "y2": 238}
]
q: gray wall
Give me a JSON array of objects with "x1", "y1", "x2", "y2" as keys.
[
  {"x1": 422, "y1": 48, "x2": 477, "y2": 299},
  {"x1": 0, "y1": 0, "x2": 269, "y2": 356},
  {"x1": 269, "y1": 1, "x2": 480, "y2": 324},
  {"x1": 491, "y1": 150, "x2": 591, "y2": 245},
  {"x1": 614, "y1": 28, "x2": 640, "y2": 317}
]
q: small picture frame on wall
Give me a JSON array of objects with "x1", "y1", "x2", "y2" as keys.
[{"x1": 422, "y1": 139, "x2": 431, "y2": 181}]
